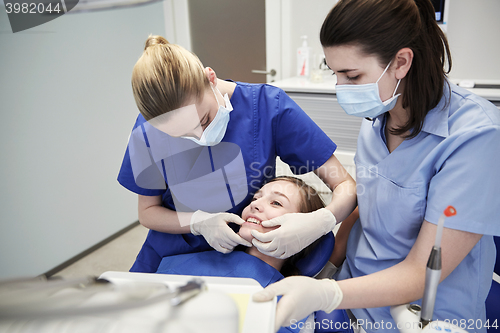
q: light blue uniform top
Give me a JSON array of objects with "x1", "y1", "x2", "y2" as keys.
[{"x1": 338, "y1": 82, "x2": 500, "y2": 332}]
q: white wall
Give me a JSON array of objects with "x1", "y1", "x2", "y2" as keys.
[
  {"x1": 446, "y1": 0, "x2": 500, "y2": 82},
  {"x1": 283, "y1": 0, "x2": 500, "y2": 82},
  {"x1": 0, "y1": 2, "x2": 165, "y2": 279},
  {"x1": 283, "y1": 0, "x2": 337, "y2": 79}
]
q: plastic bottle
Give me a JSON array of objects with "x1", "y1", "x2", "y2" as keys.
[
  {"x1": 297, "y1": 36, "x2": 310, "y2": 77},
  {"x1": 310, "y1": 53, "x2": 324, "y2": 83}
]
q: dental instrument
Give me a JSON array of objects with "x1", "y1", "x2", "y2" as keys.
[
  {"x1": 420, "y1": 205, "x2": 456, "y2": 326},
  {"x1": 0, "y1": 275, "x2": 205, "y2": 319}
]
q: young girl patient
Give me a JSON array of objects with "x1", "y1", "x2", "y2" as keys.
[{"x1": 156, "y1": 176, "x2": 326, "y2": 285}]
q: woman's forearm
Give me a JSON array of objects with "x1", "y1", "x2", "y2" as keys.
[
  {"x1": 335, "y1": 220, "x2": 482, "y2": 310},
  {"x1": 314, "y1": 154, "x2": 357, "y2": 223},
  {"x1": 330, "y1": 207, "x2": 359, "y2": 267},
  {"x1": 337, "y1": 258, "x2": 426, "y2": 309},
  {"x1": 138, "y1": 195, "x2": 192, "y2": 233},
  {"x1": 326, "y1": 177, "x2": 357, "y2": 223}
]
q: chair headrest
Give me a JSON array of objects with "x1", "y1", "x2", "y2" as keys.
[{"x1": 295, "y1": 232, "x2": 335, "y2": 277}]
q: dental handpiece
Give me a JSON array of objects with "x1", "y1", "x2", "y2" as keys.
[{"x1": 420, "y1": 205, "x2": 456, "y2": 327}]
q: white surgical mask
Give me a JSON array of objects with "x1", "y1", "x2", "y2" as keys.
[
  {"x1": 335, "y1": 61, "x2": 401, "y2": 119},
  {"x1": 182, "y1": 85, "x2": 233, "y2": 146}
]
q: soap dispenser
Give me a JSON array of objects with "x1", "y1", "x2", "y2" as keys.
[{"x1": 297, "y1": 35, "x2": 310, "y2": 77}]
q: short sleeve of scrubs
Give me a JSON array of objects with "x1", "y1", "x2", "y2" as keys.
[
  {"x1": 424, "y1": 96, "x2": 500, "y2": 236},
  {"x1": 425, "y1": 126, "x2": 500, "y2": 235},
  {"x1": 117, "y1": 116, "x2": 166, "y2": 197},
  {"x1": 273, "y1": 90, "x2": 337, "y2": 173}
]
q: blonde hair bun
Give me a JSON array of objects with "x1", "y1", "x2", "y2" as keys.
[
  {"x1": 132, "y1": 34, "x2": 209, "y2": 121},
  {"x1": 144, "y1": 35, "x2": 169, "y2": 50}
]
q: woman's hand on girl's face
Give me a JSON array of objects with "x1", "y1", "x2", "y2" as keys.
[
  {"x1": 251, "y1": 208, "x2": 336, "y2": 259},
  {"x1": 239, "y1": 180, "x2": 302, "y2": 243}
]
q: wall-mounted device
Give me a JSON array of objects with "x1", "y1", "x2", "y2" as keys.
[{"x1": 431, "y1": 0, "x2": 449, "y2": 32}]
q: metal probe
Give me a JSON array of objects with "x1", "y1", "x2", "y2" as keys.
[{"x1": 420, "y1": 205, "x2": 456, "y2": 327}]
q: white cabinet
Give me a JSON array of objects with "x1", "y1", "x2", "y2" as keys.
[{"x1": 286, "y1": 92, "x2": 362, "y2": 153}]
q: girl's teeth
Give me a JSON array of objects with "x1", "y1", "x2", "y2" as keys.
[{"x1": 247, "y1": 217, "x2": 260, "y2": 224}]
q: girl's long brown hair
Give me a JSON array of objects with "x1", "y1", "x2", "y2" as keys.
[{"x1": 267, "y1": 176, "x2": 326, "y2": 277}]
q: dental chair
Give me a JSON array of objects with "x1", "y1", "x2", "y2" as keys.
[
  {"x1": 293, "y1": 232, "x2": 353, "y2": 333},
  {"x1": 296, "y1": 232, "x2": 335, "y2": 278},
  {"x1": 485, "y1": 236, "x2": 500, "y2": 333}
]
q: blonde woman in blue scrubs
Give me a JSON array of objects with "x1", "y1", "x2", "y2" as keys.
[
  {"x1": 253, "y1": 0, "x2": 500, "y2": 331},
  {"x1": 119, "y1": 35, "x2": 357, "y2": 273}
]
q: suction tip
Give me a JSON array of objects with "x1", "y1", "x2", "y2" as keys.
[{"x1": 444, "y1": 206, "x2": 456, "y2": 217}]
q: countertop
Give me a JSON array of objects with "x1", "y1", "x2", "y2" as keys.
[{"x1": 270, "y1": 76, "x2": 500, "y2": 102}]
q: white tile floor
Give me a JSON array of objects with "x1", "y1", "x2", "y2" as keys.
[{"x1": 53, "y1": 224, "x2": 149, "y2": 279}]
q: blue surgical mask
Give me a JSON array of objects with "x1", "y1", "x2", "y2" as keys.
[
  {"x1": 182, "y1": 85, "x2": 233, "y2": 146},
  {"x1": 335, "y1": 61, "x2": 401, "y2": 119}
]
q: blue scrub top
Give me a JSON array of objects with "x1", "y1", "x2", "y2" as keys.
[
  {"x1": 118, "y1": 82, "x2": 337, "y2": 273},
  {"x1": 338, "y1": 82, "x2": 500, "y2": 331}
]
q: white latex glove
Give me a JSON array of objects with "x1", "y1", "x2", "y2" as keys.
[
  {"x1": 251, "y1": 208, "x2": 337, "y2": 259},
  {"x1": 190, "y1": 210, "x2": 252, "y2": 253},
  {"x1": 252, "y1": 276, "x2": 343, "y2": 332}
]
